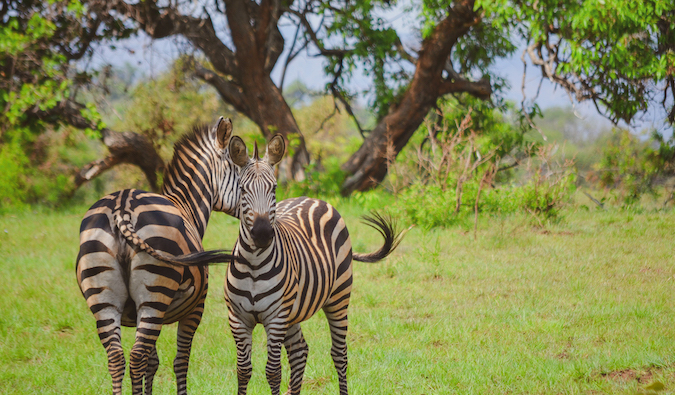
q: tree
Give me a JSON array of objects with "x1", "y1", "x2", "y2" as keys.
[
  {"x1": 495, "y1": 0, "x2": 675, "y2": 125},
  {"x1": 290, "y1": 0, "x2": 675, "y2": 194},
  {"x1": 8, "y1": 0, "x2": 674, "y2": 200},
  {"x1": 99, "y1": 0, "x2": 312, "y2": 181},
  {"x1": 0, "y1": 0, "x2": 168, "y2": 205},
  {"x1": 91, "y1": 0, "x2": 497, "y2": 190}
]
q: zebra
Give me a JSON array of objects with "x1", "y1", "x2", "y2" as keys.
[
  {"x1": 224, "y1": 134, "x2": 404, "y2": 395},
  {"x1": 76, "y1": 117, "x2": 239, "y2": 395}
]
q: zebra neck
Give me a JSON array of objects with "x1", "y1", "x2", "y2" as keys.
[
  {"x1": 162, "y1": 174, "x2": 214, "y2": 240},
  {"x1": 236, "y1": 226, "x2": 276, "y2": 267}
]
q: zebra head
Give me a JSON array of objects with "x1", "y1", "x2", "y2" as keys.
[
  {"x1": 229, "y1": 134, "x2": 286, "y2": 249},
  {"x1": 210, "y1": 117, "x2": 242, "y2": 216}
]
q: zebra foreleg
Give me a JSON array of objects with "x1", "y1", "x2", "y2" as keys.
[
  {"x1": 173, "y1": 296, "x2": 206, "y2": 395},
  {"x1": 264, "y1": 324, "x2": 288, "y2": 395},
  {"x1": 283, "y1": 324, "x2": 309, "y2": 395},
  {"x1": 229, "y1": 314, "x2": 254, "y2": 395},
  {"x1": 144, "y1": 347, "x2": 159, "y2": 395}
]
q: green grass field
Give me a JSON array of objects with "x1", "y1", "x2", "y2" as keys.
[{"x1": 1, "y1": 203, "x2": 674, "y2": 394}]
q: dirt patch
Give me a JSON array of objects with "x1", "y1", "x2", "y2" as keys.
[
  {"x1": 639, "y1": 267, "x2": 666, "y2": 275},
  {"x1": 537, "y1": 229, "x2": 575, "y2": 236},
  {"x1": 601, "y1": 367, "x2": 655, "y2": 383},
  {"x1": 430, "y1": 340, "x2": 446, "y2": 349},
  {"x1": 303, "y1": 376, "x2": 331, "y2": 390}
]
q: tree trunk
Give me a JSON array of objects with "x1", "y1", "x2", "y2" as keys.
[
  {"x1": 112, "y1": 0, "x2": 310, "y2": 181},
  {"x1": 28, "y1": 100, "x2": 165, "y2": 193},
  {"x1": 74, "y1": 128, "x2": 165, "y2": 192},
  {"x1": 340, "y1": 0, "x2": 490, "y2": 195},
  {"x1": 197, "y1": 66, "x2": 309, "y2": 182}
]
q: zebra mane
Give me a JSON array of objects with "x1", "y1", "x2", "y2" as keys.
[{"x1": 162, "y1": 123, "x2": 214, "y2": 187}]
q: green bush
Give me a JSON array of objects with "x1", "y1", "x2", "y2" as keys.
[{"x1": 279, "y1": 156, "x2": 346, "y2": 199}]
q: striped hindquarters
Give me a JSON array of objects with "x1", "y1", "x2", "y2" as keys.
[{"x1": 77, "y1": 189, "x2": 208, "y2": 326}]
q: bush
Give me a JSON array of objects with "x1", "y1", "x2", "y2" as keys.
[{"x1": 379, "y1": 99, "x2": 577, "y2": 229}]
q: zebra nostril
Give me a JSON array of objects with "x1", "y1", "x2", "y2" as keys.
[{"x1": 250, "y1": 216, "x2": 274, "y2": 248}]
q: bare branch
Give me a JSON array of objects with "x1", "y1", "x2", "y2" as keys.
[
  {"x1": 280, "y1": 19, "x2": 304, "y2": 91},
  {"x1": 439, "y1": 76, "x2": 492, "y2": 100},
  {"x1": 191, "y1": 61, "x2": 249, "y2": 115},
  {"x1": 109, "y1": 0, "x2": 238, "y2": 77},
  {"x1": 283, "y1": 6, "x2": 353, "y2": 57}
]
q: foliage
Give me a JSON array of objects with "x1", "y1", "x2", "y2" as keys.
[
  {"x1": 508, "y1": 144, "x2": 577, "y2": 224},
  {"x1": 381, "y1": 96, "x2": 577, "y2": 228},
  {"x1": 313, "y1": 0, "x2": 516, "y2": 121},
  {"x1": 593, "y1": 129, "x2": 675, "y2": 206},
  {"x1": 279, "y1": 156, "x2": 347, "y2": 199},
  {"x1": 479, "y1": 0, "x2": 675, "y2": 125},
  {"x1": 0, "y1": 0, "x2": 131, "y2": 208},
  {"x1": 100, "y1": 59, "x2": 235, "y2": 162}
]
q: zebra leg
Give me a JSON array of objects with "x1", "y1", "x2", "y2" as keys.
[
  {"x1": 144, "y1": 347, "x2": 159, "y2": 395},
  {"x1": 173, "y1": 293, "x2": 206, "y2": 395},
  {"x1": 129, "y1": 307, "x2": 167, "y2": 395},
  {"x1": 264, "y1": 324, "x2": 288, "y2": 395},
  {"x1": 229, "y1": 313, "x2": 254, "y2": 395},
  {"x1": 98, "y1": 307, "x2": 126, "y2": 395},
  {"x1": 78, "y1": 254, "x2": 128, "y2": 395},
  {"x1": 283, "y1": 324, "x2": 308, "y2": 395},
  {"x1": 128, "y1": 259, "x2": 179, "y2": 395},
  {"x1": 323, "y1": 304, "x2": 350, "y2": 395}
]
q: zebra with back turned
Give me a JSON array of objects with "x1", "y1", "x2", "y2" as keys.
[
  {"x1": 225, "y1": 134, "x2": 404, "y2": 395},
  {"x1": 76, "y1": 117, "x2": 239, "y2": 395}
]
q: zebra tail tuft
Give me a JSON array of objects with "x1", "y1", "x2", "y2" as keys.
[
  {"x1": 352, "y1": 211, "x2": 406, "y2": 263},
  {"x1": 113, "y1": 208, "x2": 237, "y2": 266}
]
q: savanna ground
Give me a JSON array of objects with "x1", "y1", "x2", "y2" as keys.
[{"x1": 1, "y1": 200, "x2": 674, "y2": 394}]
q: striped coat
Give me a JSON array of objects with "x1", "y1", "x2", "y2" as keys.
[
  {"x1": 225, "y1": 135, "x2": 403, "y2": 395},
  {"x1": 76, "y1": 118, "x2": 239, "y2": 395}
]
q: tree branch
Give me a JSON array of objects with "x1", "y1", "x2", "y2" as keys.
[
  {"x1": 192, "y1": 61, "x2": 250, "y2": 115},
  {"x1": 283, "y1": 6, "x2": 353, "y2": 57},
  {"x1": 109, "y1": 0, "x2": 239, "y2": 77},
  {"x1": 439, "y1": 76, "x2": 492, "y2": 100},
  {"x1": 27, "y1": 99, "x2": 165, "y2": 192}
]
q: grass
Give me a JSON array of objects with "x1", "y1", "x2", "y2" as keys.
[{"x1": 1, "y1": 203, "x2": 674, "y2": 394}]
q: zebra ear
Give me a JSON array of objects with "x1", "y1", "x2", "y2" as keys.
[
  {"x1": 229, "y1": 136, "x2": 249, "y2": 167},
  {"x1": 264, "y1": 134, "x2": 285, "y2": 166},
  {"x1": 216, "y1": 117, "x2": 233, "y2": 149}
]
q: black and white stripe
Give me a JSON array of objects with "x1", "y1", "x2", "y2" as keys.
[
  {"x1": 76, "y1": 117, "x2": 239, "y2": 395},
  {"x1": 225, "y1": 135, "x2": 404, "y2": 395}
]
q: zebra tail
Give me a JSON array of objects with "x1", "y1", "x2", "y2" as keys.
[
  {"x1": 112, "y1": 210, "x2": 235, "y2": 266},
  {"x1": 352, "y1": 211, "x2": 406, "y2": 263}
]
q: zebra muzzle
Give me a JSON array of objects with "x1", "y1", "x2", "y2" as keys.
[{"x1": 251, "y1": 215, "x2": 274, "y2": 249}]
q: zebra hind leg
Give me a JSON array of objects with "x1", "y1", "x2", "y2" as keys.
[
  {"x1": 78, "y1": 255, "x2": 129, "y2": 395},
  {"x1": 173, "y1": 295, "x2": 206, "y2": 395},
  {"x1": 143, "y1": 347, "x2": 159, "y2": 395},
  {"x1": 283, "y1": 324, "x2": 309, "y2": 395},
  {"x1": 129, "y1": 306, "x2": 168, "y2": 395},
  {"x1": 323, "y1": 305, "x2": 350, "y2": 395},
  {"x1": 97, "y1": 309, "x2": 126, "y2": 395}
]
